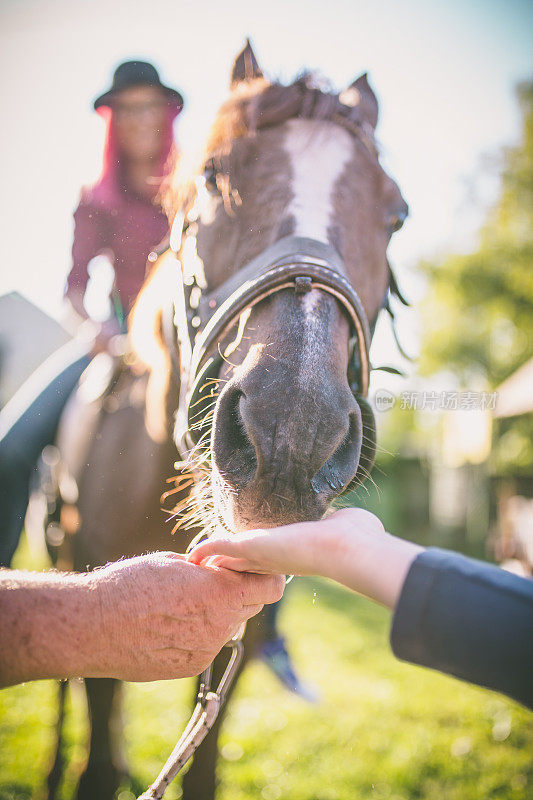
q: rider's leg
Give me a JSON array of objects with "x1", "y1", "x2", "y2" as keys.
[
  {"x1": 262, "y1": 597, "x2": 281, "y2": 638},
  {"x1": 0, "y1": 339, "x2": 91, "y2": 567},
  {"x1": 258, "y1": 598, "x2": 320, "y2": 702}
]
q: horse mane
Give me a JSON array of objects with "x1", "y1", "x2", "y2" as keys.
[
  {"x1": 129, "y1": 253, "x2": 177, "y2": 442},
  {"x1": 207, "y1": 73, "x2": 372, "y2": 154}
]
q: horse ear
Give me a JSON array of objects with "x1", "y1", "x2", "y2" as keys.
[
  {"x1": 341, "y1": 73, "x2": 379, "y2": 129},
  {"x1": 230, "y1": 39, "x2": 264, "y2": 88}
]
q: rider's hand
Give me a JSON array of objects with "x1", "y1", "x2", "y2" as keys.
[
  {"x1": 188, "y1": 508, "x2": 423, "y2": 609},
  {"x1": 93, "y1": 553, "x2": 285, "y2": 681},
  {"x1": 91, "y1": 318, "x2": 122, "y2": 354}
]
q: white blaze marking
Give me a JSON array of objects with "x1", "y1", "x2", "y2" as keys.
[
  {"x1": 299, "y1": 286, "x2": 328, "y2": 368},
  {"x1": 283, "y1": 119, "x2": 353, "y2": 354},
  {"x1": 283, "y1": 118, "x2": 353, "y2": 243},
  {"x1": 302, "y1": 288, "x2": 321, "y2": 315}
]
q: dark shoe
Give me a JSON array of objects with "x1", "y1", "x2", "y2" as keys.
[{"x1": 258, "y1": 636, "x2": 320, "y2": 702}]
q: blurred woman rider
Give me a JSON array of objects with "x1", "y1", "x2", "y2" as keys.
[
  {"x1": 65, "y1": 60, "x2": 182, "y2": 335},
  {"x1": 0, "y1": 60, "x2": 183, "y2": 567}
]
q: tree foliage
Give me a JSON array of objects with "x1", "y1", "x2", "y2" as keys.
[{"x1": 419, "y1": 82, "x2": 533, "y2": 388}]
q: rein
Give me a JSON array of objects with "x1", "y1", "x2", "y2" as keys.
[{"x1": 138, "y1": 627, "x2": 244, "y2": 800}]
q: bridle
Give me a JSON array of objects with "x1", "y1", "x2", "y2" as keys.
[
  {"x1": 138, "y1": 626, "x2": 244, "y2": 800},
  {"x1": 170, "y1": 233, "x2": 377, "y2": 484},
  {"x1": 139, "y1": 109, "x2": 407, "y2": 799}
]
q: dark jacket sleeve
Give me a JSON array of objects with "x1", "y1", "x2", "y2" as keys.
[{"x1": 390, "y1": 548, "x2": 533, "y2": 709}]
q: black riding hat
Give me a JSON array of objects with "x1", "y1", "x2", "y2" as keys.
[{"x1": 93, "y1": 60, "x2": 184, "y2": 111}]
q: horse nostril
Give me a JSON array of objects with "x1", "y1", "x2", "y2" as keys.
[
  {"x1": 311, "y1": 408, "x2": 363, "y2": 496},
  {"x1": 212, "y1": 386, "x2": 257, "y2": 487}
]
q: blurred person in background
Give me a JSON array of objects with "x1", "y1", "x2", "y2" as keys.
[
  {"x1": 64, "y1": 60, "x2": 182, "y2": 338},
  {"x1": 0, "y1": 60, "x2": 183, "y2": 568}
]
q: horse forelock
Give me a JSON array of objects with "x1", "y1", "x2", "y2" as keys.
[
  {"x1": 164, "y1": 73, "x2": 379, "y2": 223},
  {"x1": 206, "y1": 73, "x2": 377, "y2": 155}
]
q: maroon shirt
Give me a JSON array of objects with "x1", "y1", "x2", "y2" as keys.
[{"x1": 67, "y1": 191, "x2": 169, "y2": 313}]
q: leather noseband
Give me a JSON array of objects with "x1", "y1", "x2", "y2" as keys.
[{"x1": 171, "y1": 235, "x2": 375, "y2": 478}]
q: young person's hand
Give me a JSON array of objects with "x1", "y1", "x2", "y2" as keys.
[{"x1": 188, "y1": 508, "x2": 423, "y2": 609}]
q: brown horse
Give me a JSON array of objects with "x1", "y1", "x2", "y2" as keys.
[{"x1": 44, "y1": 41, "x2": 408, "y2": 800}]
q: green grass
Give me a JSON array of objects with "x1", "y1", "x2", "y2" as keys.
[{"x1": 1, "y1": 546, "x2": 531, "y2": 800}]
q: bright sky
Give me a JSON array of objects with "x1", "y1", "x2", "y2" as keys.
[{"x1": 1, "y1": 0, "x2": 532, "y2": 381}]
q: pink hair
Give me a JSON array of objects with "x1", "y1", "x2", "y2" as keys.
[{"x1": 83, "y1": 103, "x2": 180, "y2": 206}]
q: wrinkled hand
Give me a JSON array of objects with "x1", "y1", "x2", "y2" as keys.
[
  {"x1": 93, "y1": 552, "x2": 285, "y2": 682},
  {"x1": 188, "y1": 508, "x2": 422, "y2": 609}
]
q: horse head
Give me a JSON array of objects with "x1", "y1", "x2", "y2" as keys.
[{"x1": 152, "y1": 42, "x2": 408, "y2": 533}]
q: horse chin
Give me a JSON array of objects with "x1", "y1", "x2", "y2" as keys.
[{"x1": 211, "y1": 463, "x2": 331, "y2": 533}]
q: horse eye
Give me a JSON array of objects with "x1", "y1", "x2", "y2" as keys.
[{"x1": 388, "y1": 212, "x2": 407, "y2": 234}]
